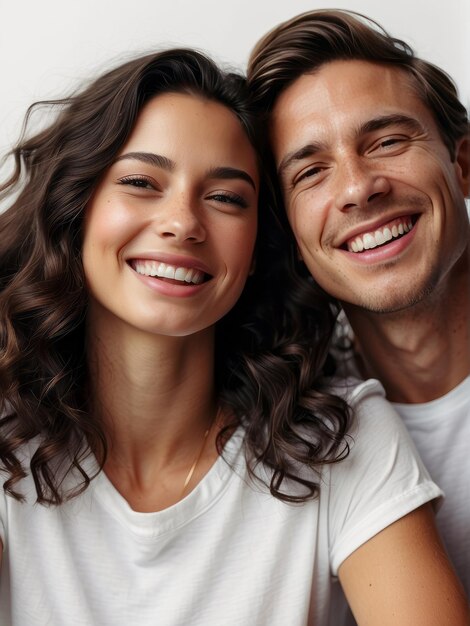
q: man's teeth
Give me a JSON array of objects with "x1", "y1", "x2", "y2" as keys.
[
  {"x1": 133, "y1": 261, "x2": 205, "y2": 284},
  {"x1": 348, "y1": 219, "x2": 413, "y2": 253}
]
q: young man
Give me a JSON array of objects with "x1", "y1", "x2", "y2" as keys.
[{"x1": 248, "y1": 7, "x2": 469, "y2": 603}]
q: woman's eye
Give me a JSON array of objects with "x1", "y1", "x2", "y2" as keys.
[
  {"x1": 118, "y1": 175, "x2": 155, "y2": 190},
  {"x1": 207, "y1": 192, "x2": 248, "y2": 209}
]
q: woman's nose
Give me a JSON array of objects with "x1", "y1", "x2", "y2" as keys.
[{"x1": 155, "y1": 193, "x2": 206, "y2": 243}]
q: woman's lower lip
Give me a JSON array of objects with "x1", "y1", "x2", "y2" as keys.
[
  {"x1": 340, "y1": 220, "x2": 418, "y2": 264},
  {"x1": 132, "y1": 270, "x2": 209, "y2": 297}
]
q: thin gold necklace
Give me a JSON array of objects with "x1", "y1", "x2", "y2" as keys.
[{"x1": 180, "y1": 416, "x2": 216, "y2": 499}]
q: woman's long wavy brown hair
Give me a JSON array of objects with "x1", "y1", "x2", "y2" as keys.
[{"x1": 0, "y1": 48, "x2": 350, "y2": 506}]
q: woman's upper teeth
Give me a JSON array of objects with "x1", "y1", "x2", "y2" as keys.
[{"x1": 133, "y1": 260, "x2": 205, "y2": 284}]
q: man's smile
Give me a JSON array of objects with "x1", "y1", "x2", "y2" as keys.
[{"x1": 343, "y1": 215, "x2": 418, "y2": 253}]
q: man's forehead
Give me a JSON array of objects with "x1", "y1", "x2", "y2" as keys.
[
  {"x1": 272, "y1": 60, "x2": 424, "y2": 119},
  {"x1": 269, "y1": 60, "x2": 433, "y2": 157}
]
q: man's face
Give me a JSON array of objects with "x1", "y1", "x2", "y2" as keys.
[{"x1": 270, "y1": 59, "x2": 470, "y2": 314}]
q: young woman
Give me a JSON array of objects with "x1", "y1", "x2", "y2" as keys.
[{"x1": 0, "y1": 49, "x2": 467, "y2": 625}]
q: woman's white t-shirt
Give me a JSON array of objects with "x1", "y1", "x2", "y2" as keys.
[{"x1": 0, "y1": 379, "x2": 441, "y2": 626}]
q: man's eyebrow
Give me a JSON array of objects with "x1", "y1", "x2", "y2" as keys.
[
  {"x1": 277, "y1": 115, "x2": 425, "y2": 177},
  {"x1": 277, "y1": 142, "x2": 325, "y2": 177},
  {"x1": 207, "y1": 166, "x2": 257, "y2": 191},
  {"x1": 359, "y1": 114, "x2": 425, "y2": 136},
  {"x1": 114, "y1": 151, "x2": 175, "y2": 171}
]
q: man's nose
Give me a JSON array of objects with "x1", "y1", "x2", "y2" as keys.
[{"x1": 333, "y1": 156, "x2": 391, "y2": 212}]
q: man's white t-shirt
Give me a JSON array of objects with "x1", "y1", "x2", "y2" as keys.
[
  {"x1": 0, "y1": 379, "x2": 441, "y2": 626},
  {"x1": 393, "y1": 375, "x2": 470, "y2": 595}
]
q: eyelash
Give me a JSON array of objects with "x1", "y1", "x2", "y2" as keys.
[
  {"x1": 206, "y1": 192, "x2": 248, "y2": 209},
  {"x1": 381, "y1": 138, "x2": 400, "y2": 146},
  {"x1": 118, "y1": 175, "x2": 155, "y2": 189},
  {"x1": 378, "y1": 138, "x2": 401, "y2": 148},
  {"x1": 118, "y1": 176, "x2": 248, "y2": 209},
  {"x1": 119, "y1": 174, "x2": 248, "y2": 209},
  {"x1": 373, "y1": 135, "x2": 409, "y2": 152},
  {"x1": 294, "y1": 166, "x2": 323, "y2": 186}
]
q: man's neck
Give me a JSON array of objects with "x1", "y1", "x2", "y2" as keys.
[{"x1": 343, "y1": 255, "x2": 470, "y2": 404}]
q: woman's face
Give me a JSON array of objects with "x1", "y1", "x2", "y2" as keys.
[{"x1": 82, "y1": 92, "x2": 259, "y2": 339}]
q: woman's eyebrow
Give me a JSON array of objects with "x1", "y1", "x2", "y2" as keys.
[
  {"x1": 114, "y1": 151, "x2": 175, "y2": 171},
  {"x1": 206, "y1": 166, "x2": 256, "y2": 191},
  {"x1": 113, "y1": 154, "x2": 256, "y2": 190}
]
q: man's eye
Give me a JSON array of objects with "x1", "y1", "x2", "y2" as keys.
[
  {"x1": 294, "y1": 166, "x2": 322, "y2": 185},
  {"x1": 376, "y1": 136, "x2": 407, "y2": 150},
  {"x1": 381, "y1": 138, "x2": 400, "y2": 147}
]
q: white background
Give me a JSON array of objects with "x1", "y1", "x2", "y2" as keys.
[{"x1": 0, "y1": 0, "x2": 468, "y2": 156}]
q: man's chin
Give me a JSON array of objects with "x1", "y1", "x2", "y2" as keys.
[{"x1": 341, "y1": 282, "x2": 437, "y2": 316}]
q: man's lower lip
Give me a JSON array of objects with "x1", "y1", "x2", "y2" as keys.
[{"x1": 340, "y1": 222, "x2": 418, "y2": 263}]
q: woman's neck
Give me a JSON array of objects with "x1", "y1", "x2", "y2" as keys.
[{"x1": 86, "y1": 311, "x2": 219, "y2": 508}]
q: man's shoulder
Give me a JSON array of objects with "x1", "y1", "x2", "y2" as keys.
[{"x1": 392, "y1": 375, "x2": 470, "y2": 423}]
